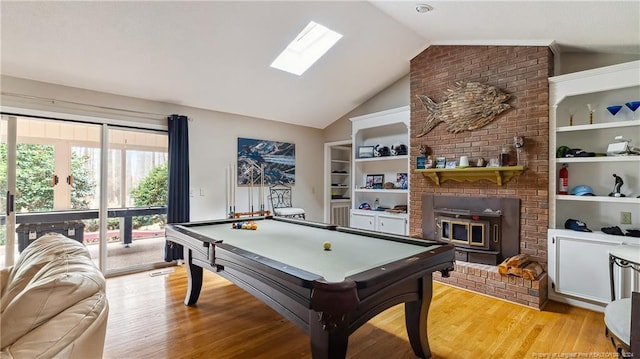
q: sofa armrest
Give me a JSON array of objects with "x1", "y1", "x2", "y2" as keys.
[
  {"x1": 0, "y1": 267, "x2": 11, "y2": 297},
  {"x1": 1, "y1": 292, "x2": 108, "y2": 359}
]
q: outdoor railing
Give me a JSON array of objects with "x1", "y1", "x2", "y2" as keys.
[{"x1": 1, "y1": 206, "x2": 167, "y2": 246}]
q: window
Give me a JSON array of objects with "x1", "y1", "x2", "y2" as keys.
[{"x1": 270, "y1": 21, "x2": 342, "y2": 76}]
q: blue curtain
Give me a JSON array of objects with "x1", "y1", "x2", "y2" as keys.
[{"x1": 165, "y1": 114, "x2": 190, "y2": 262}]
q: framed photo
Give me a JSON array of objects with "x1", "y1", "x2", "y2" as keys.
[
  {"x1": 396, "y1": 172, "x2": 408, "y2": 189},
  {"x1": 445, "y1": 161, "x2": 457, "y2": 169},
  {"x1": 435, "y1": 157, "x2": 446, "y2": 169},
  {"x1": 373, "y1": 174, "x2": 384, "y2": 189},
  {"x1": 358, "y1": 146, "x2": 374, "y2": 158},
  {"x1": 426, "y1": 156, "x2": 434, "y2": 169},
  {"x1": 366, "y1": 174, "x2": 384, "y2": 189},
  {"x1": 238, "y1": 137, "x2": 295, "y2": 185}
]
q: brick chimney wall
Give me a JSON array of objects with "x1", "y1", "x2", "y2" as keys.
[{"x1": 409, "y1": 46, "x2": 553, "y2": 308}]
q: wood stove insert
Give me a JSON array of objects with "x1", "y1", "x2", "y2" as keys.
[{"x1": 423, "y1": 195, "x2": 520, "y2": 265}]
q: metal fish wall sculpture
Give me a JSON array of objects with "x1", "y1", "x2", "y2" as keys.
[{"x1": 416, "y1": 82, "x2": 511, "y2": 137}]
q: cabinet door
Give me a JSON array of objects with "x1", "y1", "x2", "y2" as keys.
[
  {"x1": 552, "y1": 234, "x2": 616, "y2": 304},
  {"x1": 377, "y1": 214, "x2": 407, "y2": 235},
  {"x1": 350, "y1": 212, "x2": 375, "y2": 231}
]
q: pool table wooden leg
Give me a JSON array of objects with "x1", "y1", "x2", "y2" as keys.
[
  {"x1": 184, "y1": 247, "x2": 203, "y2": 306},
  {"x1": 309, "y1": 311, "x2": 349, "y2": 359},
  {"x1": 405, "y1": 274, "x2": 433, "y2": 359}
]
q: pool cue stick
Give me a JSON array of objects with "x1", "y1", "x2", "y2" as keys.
[
  {"x1": 250, "y1": 166, "x2": 254, "y2": 213},
  {"x1": 260, "y1": 164, "x2": 264, "y2": 212},
  {"x1": 225, "y1": 166, "x2": 233, "y2": 218},
  {"x1": 231, "y1": 163, "x2": 236, "y2": 216}
]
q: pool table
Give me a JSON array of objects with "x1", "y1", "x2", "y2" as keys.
[{"x1": 166, "y1": 216, "x2": 454, "y2": 359}]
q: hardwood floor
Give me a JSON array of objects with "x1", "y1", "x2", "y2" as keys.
[{"x1": 103, "y1": 266, "x2": 614, "y2": 359}]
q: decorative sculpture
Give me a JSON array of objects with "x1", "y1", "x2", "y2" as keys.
[
  {"x1": 418, "y1": 144, "x2": 431, "y2": 156},
  {"x1": 609, "y1": 174, "x2": 626, "y2": 197},
  {"x1": 416, "y1": 82, "x2": 511, "y2": 137}
]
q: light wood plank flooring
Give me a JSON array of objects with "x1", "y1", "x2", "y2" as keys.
[{"x1": 103, "y1": 266, "x2": 615, "y2": 359}]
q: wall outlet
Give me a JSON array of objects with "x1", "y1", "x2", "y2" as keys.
[{"x1": 621, "y1": 211, "x2": 632, "y2": 225}]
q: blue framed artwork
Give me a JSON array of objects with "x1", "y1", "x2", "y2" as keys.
[{"x1": 237, "y1": 137, "x2": 295, "y2": 185}]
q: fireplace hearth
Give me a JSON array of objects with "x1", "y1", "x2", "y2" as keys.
[{"x1": 423, "y1": 195, "x2": 520, "y2": 265}]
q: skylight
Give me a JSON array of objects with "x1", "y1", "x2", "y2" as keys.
[{"x1": 270, "y1": 21, "x2": 343, "y2": 76}]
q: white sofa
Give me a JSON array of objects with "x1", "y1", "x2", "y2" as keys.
[{"x1": 1, "y1": 233, "x2": 108, "y2": 358}]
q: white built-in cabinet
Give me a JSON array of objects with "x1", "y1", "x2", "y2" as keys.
[
  {"x1": 547, "y1": 60, "x2": 640, "y2": 311},
  {"x1": 349, "y1": 107, "x2": 410, "y2": 235},
  {"x1": 547, "y1": 230, "x2": 631, "y2": 311}
]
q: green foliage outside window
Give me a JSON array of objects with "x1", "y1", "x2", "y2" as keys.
[
  {"x1": 0, "y1": 144, "x2": 96, "y2": 212},
  {"x1": 0, "y1": 143, "x2": 96, "y2": 244},
  {"x1": 130, "y1": 163, "x2": 168, "y2": 229}
]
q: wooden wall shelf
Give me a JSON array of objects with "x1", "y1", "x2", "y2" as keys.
[{"x1": 416, "y1": 166, "x2": 525, "y2": 186}]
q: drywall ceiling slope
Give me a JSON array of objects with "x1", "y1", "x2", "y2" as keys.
[{"x1": 0, "y1": 1, "x2": 426, "y2": 128}]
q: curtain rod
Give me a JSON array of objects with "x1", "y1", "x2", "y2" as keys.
[{"x1": 1, "y1": 91, "x2": 169, "y2": 118}]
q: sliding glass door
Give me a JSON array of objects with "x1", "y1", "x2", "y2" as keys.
[
  {"x1": 0, "y1": 116, "x2": 16, "y2": 268},
  {"x1": 0, "y1": 114, "x2": 169, "y2": 275},
  {"x1": 104, "y1": 128, "x2": 168, "y2": 273}
]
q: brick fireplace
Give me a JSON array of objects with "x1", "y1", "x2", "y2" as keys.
[{"x1": 409, "y1": 45, "x2": 552, "y2": 309}]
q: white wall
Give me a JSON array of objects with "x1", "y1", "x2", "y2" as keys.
[
  {"x1": 1, "y1": 75, "x2": 325, "y2": 221},
  {"x1": 187, "y1": 110, "x2": 323, "y2": 221},
  {"x1": 559, "y1": 53, "x2": 640, "y2": 75},
  {"x1": 323, "y1": 74, "x2": 410, "y2": 143}
]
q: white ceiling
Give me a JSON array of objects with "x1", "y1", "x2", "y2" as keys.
[{"x1": 2, "y1": 1, "x2": 639, "y2": 129}]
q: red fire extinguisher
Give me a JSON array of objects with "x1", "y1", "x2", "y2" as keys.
[{"x1": 559, "y1": 164, "x2": 569, "y2": 195}]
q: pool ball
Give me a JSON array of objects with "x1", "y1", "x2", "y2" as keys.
[
  {"x1": 251, "y1": 223, "x2": 258, "y2": 230},
  {"x1": 323, "y1": 241, "x2": 331, "y2": 251}
]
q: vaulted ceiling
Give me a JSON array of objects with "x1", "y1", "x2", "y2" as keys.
[{"x1": 2, "y1": 1, "x2": 639, "y2": 129}]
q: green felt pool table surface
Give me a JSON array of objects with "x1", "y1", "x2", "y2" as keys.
[{"x1": 187, "y1": 219, "x2": 439, "y2": 282}]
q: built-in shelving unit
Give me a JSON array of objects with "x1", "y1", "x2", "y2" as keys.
[
  {"x1": 549, "y1": 61, "x2": 640, "y2": 231},
  {"x1": 326, "y1": 144, "x2": 352, "y2": 227},
  {"x1": 547, "y1": 60, "x2": 640, "y2": 311},
  {"x1": 350, "y1": 107, "x2": 410, "y2": 235}
]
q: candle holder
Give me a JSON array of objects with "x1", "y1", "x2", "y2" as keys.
[
  {"x1": 587, "y1": 104, "x2": 598, "y2": 125},
  {"x1": 513, "y1": 136, "x2": 525, "y2": 166},
  {"x1": 568, "y1": 107, "x2": 575, "y2": 126}
]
